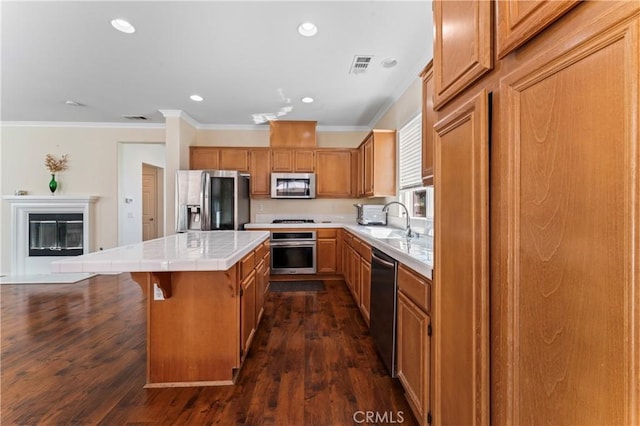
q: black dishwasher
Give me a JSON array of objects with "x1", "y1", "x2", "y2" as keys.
[{"x1": 369, "y1": 247, "x2": 398, "y2": 377}]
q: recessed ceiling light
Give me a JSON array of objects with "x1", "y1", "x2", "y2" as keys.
[
  {"x1": 381, "y1": 58, "x2": 398, "y2": 68},
  {"x1": 190, "y1": 94, "x2": 204, "y2": 102},
  {"x1": 111, "y1": 19, "x2": 135, "y2": 34},
  {"x1": 297, "y1": 22, "x2": 318, "y2": 37},
  {"x1": 64, "y1": 100, "x2": 84, "y2": 107},
  {"x1": 301, "y1": 97, "x2": 314, "y2": 104}
]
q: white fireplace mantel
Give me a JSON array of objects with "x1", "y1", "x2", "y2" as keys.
[{"x1": 3, "y1": 195, "x2": 99, "y2": 275}]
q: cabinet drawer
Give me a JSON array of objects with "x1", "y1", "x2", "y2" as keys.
[
  {"x1": 240, "y1": 252, "x2": 256, "y2": 281},
  {"x1": 317, "y1": 228, "x2": 337, "y2": 239},
  {"x1": 398, "y1": 264, "x2": 431, "y2": 313}
]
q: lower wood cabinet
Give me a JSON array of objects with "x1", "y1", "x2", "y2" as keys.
[
  {"x1": 240, "y1": 270, "x2": 256, "y2": 358},
  {"x1": 359, "y1": 257, "x2": 371, "y2": 325},
  {"x1": 317, "y1": 229, "x2": 338, "y2": 274},
  {"x1": 397, "y1": 264, "x2": 432, "y2": 426}
]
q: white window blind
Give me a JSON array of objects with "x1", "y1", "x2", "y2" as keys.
[{"x1": 399, "y1": 114, "x2": 422, "y2": 190}]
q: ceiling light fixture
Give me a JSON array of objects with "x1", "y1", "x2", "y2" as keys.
[
  {"x1": 297, "y1": 22, "x2": 318, "y2": 37},
  {"x1": 111, "y1": 18, "x2": 135, "y2": 34},
  {"x1": 301, "y1": 97, "x2": 314, "y2": 104},
  {"x1": 64, "y1": 100, "x2": 84, "y2": 107},
  {"x1": 190, "y1": 94, "x2": 204, "y2": 102},
  {"x1": 381, "y1": 58, "x2": 398, "y2": 68}
]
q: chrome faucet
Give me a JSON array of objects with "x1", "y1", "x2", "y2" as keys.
[{"x1": 382, "y1": 201, "x2": 415, "y2": 238}]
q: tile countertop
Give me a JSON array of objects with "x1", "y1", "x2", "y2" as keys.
[
  {"x1": 52, "y1": 231, "x2": 270, "y2": 274},
  {"x1": 245, "y1": 222, "x2": 433, "y2": 280}
]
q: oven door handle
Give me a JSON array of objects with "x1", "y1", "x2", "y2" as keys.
[{"x1": 270, "y1": 241, "x2": 316, "y2": 247}]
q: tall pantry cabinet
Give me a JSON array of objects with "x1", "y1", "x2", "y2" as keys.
[{"x1": 428, "y1": 1, "x2": 640, "y2": 425}]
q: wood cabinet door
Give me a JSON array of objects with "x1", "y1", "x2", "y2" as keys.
[
  {"x1": 496, "y1": 0, "x2": 580, "y2": 58},
  {"x1": 316, "y1": 150, "x2": 352, "y2": 198},
  {"x1": 421, "y1": 61, "x2": 435, "y2": 186},
  {"x1": 240, "y1": 270, "x2": 256, "y2": 358},
  {"x1": 397, "y1": 291, "x2": 430, "y2": 426},
  {"x1": 349, "y1": 245, "x2": 361, "y2": 303},
  {"x1": 249, "y1": 149, "x2": 271, "y2": 196},
  {"x1": 497, "y1": 8, "x2": 640, "y2": 424},
  {"x1": 255, "y1": 258, "x2": 266, "y2": 325},
  {"x1": 433, "y1": 89, "x2": 489, "y2": 426},
  {"x1": 359, "y1": 259, "x2": 371, "y2": 324},
  {"x1": 219, "y1": 148, "x2": 250, "y2": 172},
  {"x1": 433, "y1": 0, "x2": 492, "y2": 109},
  {"x1": 271, "y1": 150, "x2": 293, "y2": 171},
  {"x1": 363, "y1": 137, "x2": 374, "y2": 196},
  {"x1": 317, "y1": 238, "x2": 337, "y2": 274},
  {"x1": 190, "y1": 147, "x2": 219, "y2": 170},
  {"x1": 294, "y1": 150, "x2": 315, "y2": 172}
]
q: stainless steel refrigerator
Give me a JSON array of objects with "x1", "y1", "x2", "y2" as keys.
[{"x1": 176, "y1": 170, "x2": 250, "y2": 232}]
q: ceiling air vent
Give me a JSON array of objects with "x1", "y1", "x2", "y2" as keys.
[
  {"x1": 122, "y1": 115, "x2": 148, "y2": 120},
  {"x1": 349, "y1": 55, "x2": 374, "y2": 75}
]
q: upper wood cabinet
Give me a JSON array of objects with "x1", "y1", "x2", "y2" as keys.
[
  {"x1": 189, "y1": 147, "x2": 250, "y2": 172},
  {"x1": 190, "y1": 147, "x2": 220, "y2": 170},
  {"x1": 249, "y1": 149, "x2": 271, "y2": 197},
  {"x1": 420, "y1": 61, "x2": 435, "y2": 186},
  {"x1": 360, "y1": 130, "x2": 396, "y2": 197},
  {"x1": 496, "y1": 0, "x2": 580, "y2": 58},
  {"x1": 433, "y1": 89, "x2": 489, "y2": 426},
  {"x1": 433, "y1": 0, "x2": 492, "y2": 110},
  {"x1": 271, "y1": 149, "x2": 315, "y2": 172},
  {"x1": 219, "y1": 148, "x2": 250, "y2": 172},
  {"x1": 269, "y1": 120, "x2": 317, "y2": 148},
  {"x1": 316, "y1": 150, "x2": 354, "y2": 198}
]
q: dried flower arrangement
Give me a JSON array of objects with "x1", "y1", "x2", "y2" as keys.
[{"x1": 44, "y1": 154, "x2": 69, "y2": 174}]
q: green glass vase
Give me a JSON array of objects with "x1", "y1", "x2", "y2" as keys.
[{"x1": 49, "y1": 174, "x2": 57, "y2": 194}]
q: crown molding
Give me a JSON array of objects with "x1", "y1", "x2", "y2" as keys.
[
  {"x1": 0, "y1": 121, "x2": 165, "y2": 129},
  {"x1": 158, "y1": 110, "x2": 200, "y2": 129}
]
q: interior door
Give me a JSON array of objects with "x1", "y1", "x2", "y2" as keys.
[{"x1": 142, "y1": 163, "x2": 158, "y2": 241}]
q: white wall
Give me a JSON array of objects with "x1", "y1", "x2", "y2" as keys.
[
  {"x1": 0, "y1": 125, "x2": 165, "y2": 274},
  {"x1": 118, "y1": 143, "x2": 166, "y2": 245}
]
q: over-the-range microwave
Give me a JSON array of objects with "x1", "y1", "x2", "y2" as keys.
[{"x1": 271, "y1": 173, "x2": 316, "y2": 199}]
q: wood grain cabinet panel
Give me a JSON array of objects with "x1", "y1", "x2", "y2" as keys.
[
  {"x1": 359, "y1": 257, "x2": 371, "y2": 325},
  {"x1": 496, "y1": 0, "x2": 580, "y2": 58},
  {"x1": 219, "y1": 148, "x2": 250, "y2": 172},
  {"x1": 433, "y1": 0, "x2": 492, "y2": 109},
  {"x1": 317, "y1": 229, "x2": 338, "y2": 274},
  {"x1": 271, "y1": 149, "x2": 315, "y2": 172},
  {"x1": 240, "y1": 270, "x2": 256, "y2": 359},
  {"x1": 190, "y1": 147, "x2": 220, "y2": 170},
  {"x1": 433, "y1": 89, "x2": 489, "y2": 426},
  {"x1": 360, "y1": 130, "x2": 396, "y2": 197},
  {"x1": 497, "y1": 10, "x2": 640, "y2": 424},
  {"x1": 316, "y1": 150, "x2": 353, "y2": 198},
  {"x1": 397, "y1": 291, "x2": 430, "y2": 426},
  {"x1": 249, "y1": 149, "x2": 271, "y2": 197},
  {"x1": 420, "y1": 61, "x2": 435, "y2": 186}
]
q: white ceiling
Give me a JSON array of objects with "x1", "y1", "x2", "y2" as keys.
[{"x1": 1, "y1": 1, "x2": 433, "y2": 129}]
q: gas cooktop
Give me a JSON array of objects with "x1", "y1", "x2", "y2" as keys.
[{"x1": 271, "y1": 219, "x2": 315, "y2": 224}]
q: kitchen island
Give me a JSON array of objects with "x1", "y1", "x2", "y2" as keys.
[{"x1": 53, "y1": 231, "x2": 270, "y2": 388}]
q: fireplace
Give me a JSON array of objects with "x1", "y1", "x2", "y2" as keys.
[
  {"x1": 3, "y1": 195, "x2": 98, "y2": 275},
  {"x1": 29, "y1": 213, "x2": 84, "y2": 257}
]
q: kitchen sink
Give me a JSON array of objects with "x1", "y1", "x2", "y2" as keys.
[{"x1": 359, "y1": 227, "x2": 408, "y2": 239}]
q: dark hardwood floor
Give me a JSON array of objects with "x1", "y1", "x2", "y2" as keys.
[{"x1": 1, "y1": 274, "x2": 415, "y2": 425}]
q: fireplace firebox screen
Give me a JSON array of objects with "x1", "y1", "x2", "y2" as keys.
[{"x1": 28, "y1": 213, "x2": 84, "y2": 256}]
